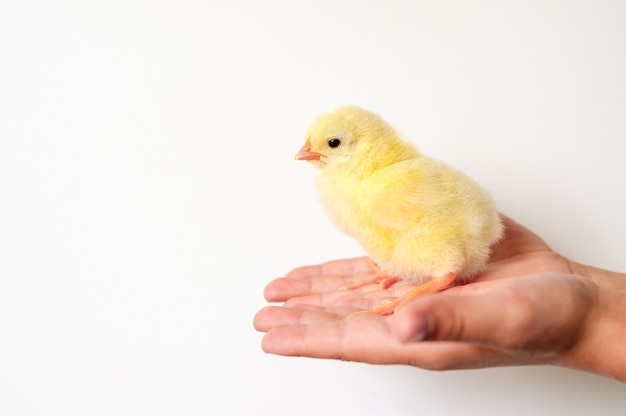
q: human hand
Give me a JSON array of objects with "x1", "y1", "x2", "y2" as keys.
[{"x1": 254, "y1": 216, "x2": 626, "y2": 380}]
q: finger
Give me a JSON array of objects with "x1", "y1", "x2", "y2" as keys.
[
  {"x1": 261, "y1": 312, "x2": 390, "y2": 361},
  {"x1": 282, "y1": 291, "x2": 369, "y2": 310},
  {"x1": 285, "y1": 257, "x2": 371, "y2": 279},
  {"x1": 253, "y1": 305, "x2": 351, "y2": 332},
  {"x1": 265, "y1": 257, "x2": 376, "y2": 302},
  {"x1": 253, "y1": 306, "x2": 317, "y2": 332},
  {"x1": 282, "y1": 286, "x2": 406, "y2": 310},
  {"x1": 392, "y1": 290, "x2": 538, "y2": 352},
  {"x1": 264, "y1": 274, "x2": 361, "y2": 302},
  {"x1": 260, "y1": 312, "x2": 506, "y2": 369},
  {"x1": 261, "y1": 322, "x2": 344, "y2": 358}
]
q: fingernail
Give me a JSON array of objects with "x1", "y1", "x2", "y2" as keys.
[{"x1": 409, "y1": 315, "x2": 430, "y2": 342}]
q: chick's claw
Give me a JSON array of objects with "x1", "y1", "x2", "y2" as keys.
[
  {"x1": 363, "y1": 272, "x2": 458, "y2": 315},
  {"x1": 378, "y1": 276, "x2": 402, "y2": 289},
  {"x1": 341, "y1": 259, "x2": 401, "y2": 291},
  {"x1": 341, "y1": 272, "x2": 401, "y2": 291},
  {"x1": 362, "y1": 298, "x2": 404, "y2": 316}
]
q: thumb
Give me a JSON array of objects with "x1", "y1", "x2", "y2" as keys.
[{"x1": 391, "y1": 291, "x2": 532, "y2": 350}]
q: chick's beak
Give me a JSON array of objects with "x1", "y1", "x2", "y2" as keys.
[{"x1": 295, "y1": 140, "x2": 322, "y2": 161}]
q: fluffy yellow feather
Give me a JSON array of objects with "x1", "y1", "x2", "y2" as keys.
[{"x1": 295, "y1": 105, "x2": 503, "y2": 314}]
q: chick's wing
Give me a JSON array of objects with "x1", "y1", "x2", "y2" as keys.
[{"x1": 361, "y1": 158, "x2": 455, "y2": 230}]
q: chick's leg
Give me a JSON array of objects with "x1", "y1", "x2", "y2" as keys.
[
  {"x1": 342, "y1": 259, "x2": 402, "y2": 290},
  {"x1": 364, "y1": 272, "x2": 458, "y2": 316}
]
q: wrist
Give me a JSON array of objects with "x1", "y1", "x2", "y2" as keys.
[
  {"x1": 557, "y1": 267, "x2": 626, "y2": 382},
  {"x1": 568, "y1": 260, "x2": 626, "y2": 292}
]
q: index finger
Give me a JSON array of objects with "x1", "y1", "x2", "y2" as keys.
[
  {"x1": 264, "y1": 257, "x2": 373, "y2": 302},
  {"x1": 286, "y1": 256, "x2": 372, "y2": 279}
]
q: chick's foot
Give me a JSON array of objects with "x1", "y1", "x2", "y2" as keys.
[
  {"x1": 341, "y1": 259, "x2": 401, "y2": 290},
  {"x1": 364, "y1": 272, "x2": 458, "y2": 316}
]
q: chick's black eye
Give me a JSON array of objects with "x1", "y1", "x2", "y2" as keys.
[{"x1": 328, "y1": 138, "x2": 342, "y2": 148}]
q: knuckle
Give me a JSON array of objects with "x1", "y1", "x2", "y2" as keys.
[{"x1": 494, "y1": 291, "x2": 536, "y2": 350}]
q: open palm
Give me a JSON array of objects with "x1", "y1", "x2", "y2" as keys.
[{"x1": 254, "y1": 215, "x2": 599, "y2": 370}]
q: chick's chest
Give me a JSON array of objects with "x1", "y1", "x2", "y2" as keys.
[{"x1": 315, "y1": 173, "x2": 368, "y2": 237}]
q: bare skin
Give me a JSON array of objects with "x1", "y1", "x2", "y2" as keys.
[{"x1": 254, "y1": 216, "x2": 626, "y2": 382}]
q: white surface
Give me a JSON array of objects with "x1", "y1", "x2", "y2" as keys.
[{"x1": 1, "y1": 1, "x2": 626, "y2": 415}]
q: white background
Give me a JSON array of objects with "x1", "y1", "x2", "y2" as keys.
[{"x1": 1, "y1": 1, "x2": 626, "y2": 415}]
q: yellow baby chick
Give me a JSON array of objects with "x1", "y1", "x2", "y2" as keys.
[{"x1": 295, "y1": 105, "x2": 503, "y2": 315}]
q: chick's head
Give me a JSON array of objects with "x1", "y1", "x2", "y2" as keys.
[{"x1": 295, "y1": 105, "x2": 420, "y2": 177}]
